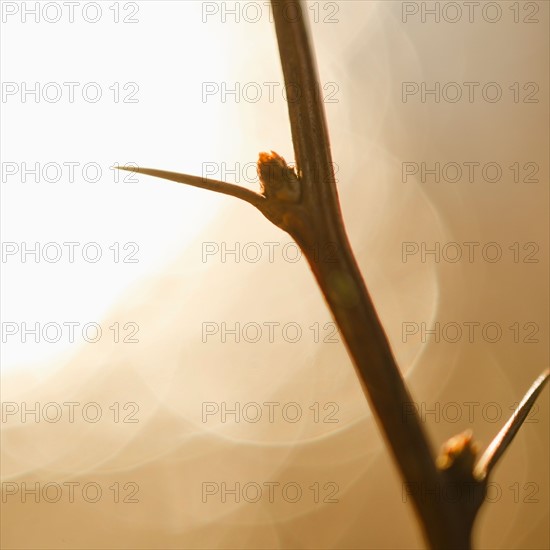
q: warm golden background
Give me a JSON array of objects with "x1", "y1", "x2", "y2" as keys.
[{"x1": 1, "y1": 1, "x2": 548, "y2": 548}]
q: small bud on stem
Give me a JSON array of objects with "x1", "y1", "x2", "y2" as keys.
[{"x1": 257, "y1": 151, "x2": 301, "y2": 203}]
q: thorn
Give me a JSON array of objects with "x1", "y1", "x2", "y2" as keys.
[
  {"x1": 113, "y1": 165, "x2": 266, "y2": 209},
  {"x1": 474, "y1": 369, "x2": 550, "y2": 480}
]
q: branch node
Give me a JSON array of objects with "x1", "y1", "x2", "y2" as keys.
[
  {"x1": 437, "y1": 430, "x2": 480, "y2": 479},
  {"x1": 257, "y1": 151, "x2": 301, "y2": 203}
]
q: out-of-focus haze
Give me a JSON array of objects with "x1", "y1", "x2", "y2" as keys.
[{"x1": 1, "y1": 1, "x2": 548, "y2": 548}]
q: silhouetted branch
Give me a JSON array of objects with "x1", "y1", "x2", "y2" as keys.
[{"x1": 117, "y1": 2, "x2": 549, "y2": 548}]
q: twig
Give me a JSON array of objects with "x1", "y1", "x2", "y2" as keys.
[{"x1": 117, "y1": 2, "x2": 549, "y2": 547}]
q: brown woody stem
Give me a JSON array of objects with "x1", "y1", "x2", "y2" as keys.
[
  {"x1": 268, "y1": 2, "x2": 463, "y2": 547},
  {"x1": 117, "y1": 2, "x2": 549, "y2": 547}
]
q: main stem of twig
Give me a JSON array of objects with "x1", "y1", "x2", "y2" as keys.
[{"x1": 269, "y1": 1, "x2": 471, "y2": 547}]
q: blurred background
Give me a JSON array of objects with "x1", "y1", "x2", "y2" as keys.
[{"x1": 1, "y1": 1, "x2": 548, "y2": 548}]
